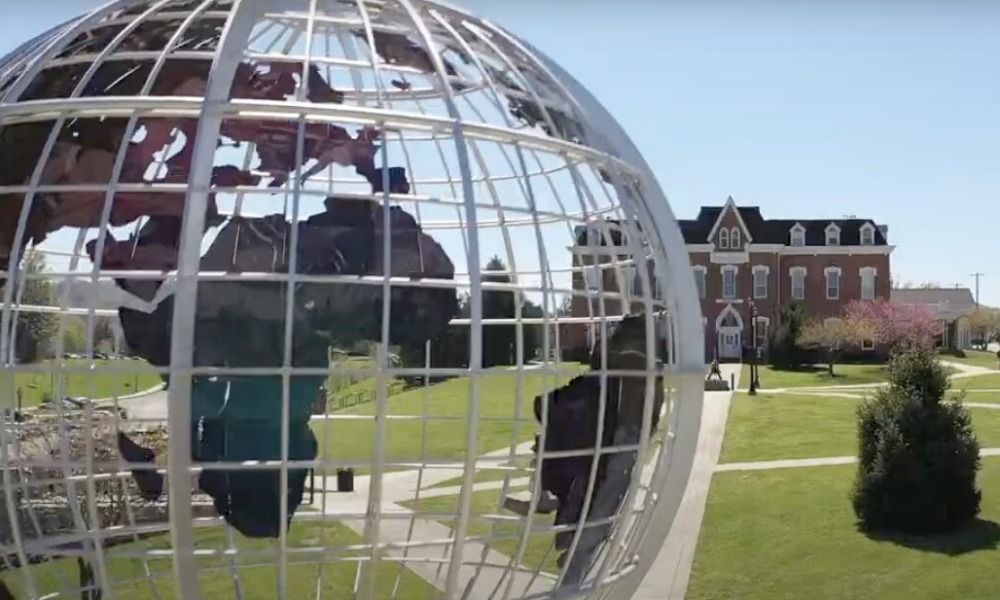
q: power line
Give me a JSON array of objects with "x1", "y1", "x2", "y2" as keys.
[{"x1": 970, "y1": 272, "x2": 986, "y2": 307}]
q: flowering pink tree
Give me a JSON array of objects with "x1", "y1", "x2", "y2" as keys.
[{"x1": 844, "y1": 299, "x2": 944, "y2": 349}]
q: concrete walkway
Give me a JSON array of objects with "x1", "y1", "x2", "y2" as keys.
[
  {"x1": 634, "y1": 363, "x2": 741, "y2": 600},
  {"x1": 941, "y1": 360, "x2": 998, "y2": 377},
  {"x1": 313, "y1": 490, "x2": 556, "y2": 599},
  {"x1": 307, "y1": 440, "x2": 555, "y2": 599},
  {"x1": 303, "y1": 398, "x2": 679, "y2": 599}
]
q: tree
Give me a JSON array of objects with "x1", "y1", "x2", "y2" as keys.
[
  {"x1": 893, "y1": 280, "x2": 943, "y2": 289},
  {"x1": 399, "y1": 293, "x2": 471, "y2": 384},
  {"x1": 852, "y1": 346, "x2": 981, "y2": 534},
  {"x1": 797, "y1": 317, "x2": 872, "y2": 376},
  {"x1": 432, "y1": 293, "x2": 470, "y2": 369},
  {"x1": 966, "y1": 307, "x2": 1000, "y2": 345},
  {"x1": 61, "y1": 317, "x2": 88, "y2": 355},
  {"x1": 520, "y1": 299, "x2": 544, "y2": 362},
  {"x1": 768, "y1": 301, "x2": 807, "y2": 369},
  {"x1": 482, "y1": 256, "x2": 517, "y2": 367},
  {"x1": 93, "y1": 317, "x2": 117, "y2": 355},
  {"x1": 15, "y1": 249, "x2": 57, "y2": 362},
  {"x1": 844, "y1": 299, "x2": 943, "y2": 350}
]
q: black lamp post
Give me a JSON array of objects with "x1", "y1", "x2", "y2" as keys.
[{"x1": 747, "y1": 297, "x2": 759, "y2": 396}]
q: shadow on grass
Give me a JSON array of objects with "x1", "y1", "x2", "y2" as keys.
[
  {"x1": 866, "y1": 518, "x2": 1000, "y2": 556},
  {"x1": 779, "y1": 366, "x2": 830, "y2": 373},
  {"x1": 779, "y1": 365, "x2": 859, "y2": 377}
]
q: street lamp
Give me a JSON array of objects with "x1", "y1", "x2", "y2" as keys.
[{"x1": 747, "y1": 297, "x2": 759, "y2": 396}]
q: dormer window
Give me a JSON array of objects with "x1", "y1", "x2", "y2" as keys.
[
  {"x1": 719, "y1": 228, "x2": 730, "y2": 249},
  {"x1": 860, "y1": 223, "x2": 875, "y2": 245},
  {"x1": 825, "y1": 223, "x2": 841, "y2": 246},
  {"x1": 789, "y1": 224, "x2": 805, "y2": 247},
  {"x1": 731, "y1": 228, "x2": 741, "y2": 248}
]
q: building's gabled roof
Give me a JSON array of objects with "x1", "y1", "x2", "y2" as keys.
[
  {"x1": 706, "y1": 196, "x2": 753, "y2": 243},
  {"x1": 677, "y1": 203, "x2": 889, "y2": 246},
  {"x1": 891, "y1": 287, "x2": 977, "y2": 320}
]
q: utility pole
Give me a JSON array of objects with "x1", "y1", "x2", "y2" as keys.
[{"x1": 970, "y1": 272, "x2": 985, "y2": 307}]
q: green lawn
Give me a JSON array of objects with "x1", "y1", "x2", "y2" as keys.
[
  {"x1": 954, "y1": 374, "x2": 1000, "y2": 390},
  {"x1": 1, "y1": 520, "x2": 441, "y2": 600},
  {"x1": 720, "y1": 392, "x2": 1000, "y2": 463},
  {"x1": 313, "y1": 366, "x2": 586, "y2": 474},
  {"x1": 8, "y1": 359, "x2": 161, "y2": 407},
  {"x1": 400, "y1": 487, "x2": 560, "y2": 576},
  {"x1": 689, "y1": 459, "x2": 1000, "y2": 600},
  {"x1": 959, "y1": 388, "x2": 1000, "y2": 404},
  {"x1": 743, "y1": 364, "x2": 889, "y2": 389},
  {"x1": 941, "y1": 350, "x2": 1000, "y2": 370}
]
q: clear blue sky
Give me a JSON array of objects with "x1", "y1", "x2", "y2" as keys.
[{"x1": 3, "y1": 1, "x2": 998, "y2": 303}]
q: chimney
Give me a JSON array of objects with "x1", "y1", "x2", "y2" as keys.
[{"x1": 877, "y1": 225, "x2": 888, "y2": 242}]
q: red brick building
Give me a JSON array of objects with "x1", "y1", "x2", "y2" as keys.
[{"x1": 565, "y1": 197, "x2": 894, "y2": 360}]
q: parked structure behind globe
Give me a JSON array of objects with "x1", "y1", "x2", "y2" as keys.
[{"x1": 0, "y1": 1, "x2": 704, "y2": 599}]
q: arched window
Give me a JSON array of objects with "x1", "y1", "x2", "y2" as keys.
[
  {"x1": 731, "y1": 228, "x2": 741, "y2": 248},
  {"x1": 719, "y1": 228, "x2": 730, "y2": 249}
]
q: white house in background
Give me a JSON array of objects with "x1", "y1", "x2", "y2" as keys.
[{"x1": 890, "y1": 287, "x2": 977, "y2": 350}]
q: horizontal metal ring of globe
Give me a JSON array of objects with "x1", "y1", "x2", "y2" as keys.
[{"x1": 0, "y1": 1, "x2": 704, "y2": 599}]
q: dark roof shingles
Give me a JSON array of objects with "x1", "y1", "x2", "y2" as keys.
[{"x1": 678, "y1": 205, "x2": 888, "y2": 246}]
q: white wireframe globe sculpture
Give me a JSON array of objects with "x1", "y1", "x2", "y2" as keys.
[{"x1": 0, "y1": 1, "x2": 705, "y2": 599}]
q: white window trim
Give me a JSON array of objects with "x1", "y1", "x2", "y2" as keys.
[
  {"x1": 754, "y1": 316, "x2": 770, "y2": 346},
  {"x1": 859, "y1": 266, "x2": 877, "y2": 301},
  {"x1": 859, "y1": 223, "x2": 876, "y2": 246},
  {"x1": 824, "y1": 266, "x2": 842, "y2": 300},
  {"x1": 693, "y1": 265, "x2": 707, "y2": 300},
  {"x1": 587, "y1": 222, "x2": 604, "y2": 245},
  {"x1": 790, "y1": 266, "x2": 807, "y2": 300},
  {"x1": 721, "y1": 265, "x2": 738, "y2": 300},
  {"x1": 719, "y1": 228, "x2": 730, "y2": 249},
  {"x1": 825, "y1": 223, "x2": 841, "y2": 246},
  {"x1": 620, "y1": 264, "x2": 637, "y2": 305},
  {"x1": 752, "y1": 265, "x2": 770, "y2": 299},
  {"x1": 731, "y1": 228, "x2": 741, "y2": 248},
  {"x1": 584, "y1": 264, "x2": 602, "y2": 291},
  {"x1": 861, "y1": 338, "x2": 875, "y2": 351},
  {"x1": 789, "y1": 223, "x2": 806, "y2": 247}
]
